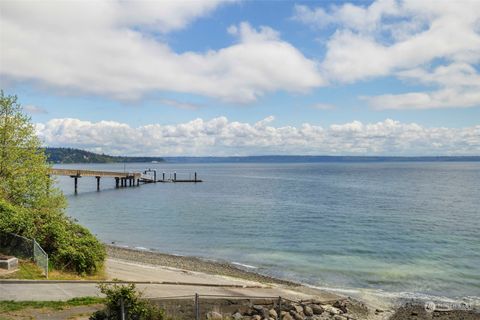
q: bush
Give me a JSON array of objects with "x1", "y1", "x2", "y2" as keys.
[
  {"x1": 91, "y1": 283, "x2": 165, "y2": 320},
  {"x1": 0, "y1": 198, "x2": 105, "y2": 274}
]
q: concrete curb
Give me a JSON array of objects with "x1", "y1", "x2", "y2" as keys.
[{"x1": 0, "y1": 279, "x2": 264, "y2": 289}]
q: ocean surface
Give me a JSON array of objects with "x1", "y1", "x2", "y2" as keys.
[{"x1": 54, "y1": 161, "x2": 480, "y2": 305}]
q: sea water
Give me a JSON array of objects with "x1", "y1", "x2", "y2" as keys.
[{"x1": 54, "y1": 161, "x2": 480, "y2": 305}]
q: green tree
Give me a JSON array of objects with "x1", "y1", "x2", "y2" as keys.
[
  {"x1": 0, "y1": 90, "x2": 62, "y2": 207},
  {"x1": 0, "y1": 91, "x2": 105, "y2": 274}
]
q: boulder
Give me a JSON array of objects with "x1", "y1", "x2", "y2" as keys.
[
  {"x1": 282, "y1": 313, "x2": 293, "y2": 320},
  {"x1": 303, "y1": 306, "x2": 313, "y2": 316},
  {"x1": 333, "y1": 301, "x2": 348, "y2": 313},
  {"x1": 269, "y1": 309, "x2": 278, "y2": 319},
  {"x1": 323, "y1": 305, "x2": 341, "y2": 315},
  {"x1": 292, "y1": 305, "x2": 303, "y2": 314},
  {"x1": 206, "y1": 311, "x2": 223, "y2": 320},
  {"x1": 289, "y1": 311, "x2": 304, "y2": 320},
  {"x1": 311, "y1": 304, "x2": 324, "y2": 315},
  {"x1": 232, "y1": 312, "x2": 243, "y2": 320},
  {"x1": 251, "y1": 315, "x2": 262, "y2": 320}
]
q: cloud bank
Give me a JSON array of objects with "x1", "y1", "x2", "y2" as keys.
[
  {"x1": 294, "y1": 0, "x2": 480, "y2": 109},
  {"x1": 37, "y1": 117, "x2": 480, "y2": 156},
  {"x1": 1, "y1": 0, "x2": 479, "y2": 110},
  {"x1": 0, "y1": 1, "x2": 323, "y2": 103}
]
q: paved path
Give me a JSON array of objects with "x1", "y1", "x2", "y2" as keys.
[{"x1": 0, "y1": 259, "x2": 324, "y2": 301}]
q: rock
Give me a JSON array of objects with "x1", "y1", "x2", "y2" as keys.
[
  {"x1": 289, "y1": 311, "x2": 304, "y2": 320},
  {"x1": 292, "y1": 305, "x2": 303, "y2": 314},
  {"x1": 251, "y1": 315, "x2": 262, "y2": 320},
  {"x1": 303, "y1": 306, "x2": 313, "y2": 316},
  {"x1": 269, "y1": 309, "x2": 278, "y2": 319},
  {"x1": 232, "y1": 312, "x2": 243, "y2": 320},
  {"x1": 311, "y1": 304, "x2": 324, "y2": 315},
  {"x1": 333, "y1": 301, "x2": 347, "y2": 313},
  {"x1": 323, "y1": 305, "x2": 341, "y2": 315},
  {"x1": 206, "y1": 311, "x2": 223, "y2": 320},
  {"x1": 282, "y1": 313, "x2": 293, "y2": 320},
  {"x1": 253, "y1": 305, "x2": 265, "y2": 313}
]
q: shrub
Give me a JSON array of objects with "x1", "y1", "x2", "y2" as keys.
[{"x1": 91, "y1": 283, "x2": 165, "y2": 320}]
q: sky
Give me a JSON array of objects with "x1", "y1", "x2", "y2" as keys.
[{"x1": 1, "y1": 0, "x2": 479, "y2": 156}]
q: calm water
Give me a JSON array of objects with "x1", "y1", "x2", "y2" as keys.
[{"x1": 55, "y1": 162, "x2": 480, "y2": 304}]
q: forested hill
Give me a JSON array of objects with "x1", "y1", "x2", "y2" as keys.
[{"x1": 45, "y1": 147, "x2": 165, "y2": 164}]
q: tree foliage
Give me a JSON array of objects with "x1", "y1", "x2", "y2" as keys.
[{"x1": 0, "y1": 91, "x2": 105, "y2": 274}]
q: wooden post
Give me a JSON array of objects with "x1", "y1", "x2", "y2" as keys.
[
  {"x1": 153, "y1": 170, "x2": 157, "y2": 183},
  {"x1": 136, "y1": 179, "x2": 140, "y2": 186},
  {"x1": 96, "y1": 176, "x2": 101, "y2": 191},
  {"x1": 71, "y1": 175, "x2": 80, "y2": 194},
  {"x1": 174, "y1": 171, "x2": 177, "y2": 181},
  {"x1": 194, "y1": 172, "x2": 197, "y2": 182},
  {"x1": 129, "y1": 178, "x2": 132, "y2": 187},
  {"x1": 121, "y1": 178, "x2": 124, "y2": 187},
  {"x1": 115, "y1": 177, "x2": 120, "y2": 188}
]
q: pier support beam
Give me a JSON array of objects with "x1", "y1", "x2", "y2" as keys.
[
  {"x1": 115, "y1": 177, "x2": 120, "y2": 188},
  {"x1": 174, "y1": 172, "x2": 177, "y2": 182},
  {"x1": 70, "y1": 175, "x2": 80, "y2": 194},
  {"x1": 96, "y1": 176, "x2": 101, "y2": 191},
  {"x1": 136, "y1": 179, "x2": 140, "y2": 186},
  {"x1": 129, "y1": 178, "x2": 132, "y2": 187},
  {"x1": 194, "y1": 172, "x2": 197, "y2": 182}
]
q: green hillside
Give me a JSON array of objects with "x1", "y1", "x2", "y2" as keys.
[{"x1": 45, "y1": 147, "x2": 164, "y2": 164}]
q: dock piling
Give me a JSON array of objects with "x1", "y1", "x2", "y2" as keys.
[{"x1": 96, "y1": 176, "x2": 101, "y2": 191}]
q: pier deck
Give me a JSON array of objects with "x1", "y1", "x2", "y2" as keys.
[{"x1": 49, "y1": 168, "x2": 202, "y2": 193}]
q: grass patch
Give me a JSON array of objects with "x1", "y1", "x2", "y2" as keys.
[
  {"x1": 0, "y1": 260, "x2": 106, "y2": 280},
  {"x1": 0, "y1": 297, "x2": 105, "y2": 313}
]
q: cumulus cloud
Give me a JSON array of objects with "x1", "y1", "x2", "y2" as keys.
[
  {"x1": 0, "y1": 1, "x2": 324, "y2": 103},
  {"x1": 294, "y1": 0, "x2": 480, "y2": 109},
  {"x1": 36, "y1": 117, "x2": 480, "y2": 156}
]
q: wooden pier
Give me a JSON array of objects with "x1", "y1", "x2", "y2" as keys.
[
  {"x1": 49, "y1": 168, "x2": 202, "y2": 193},
  {"x1": 142, "y1": 169, "x2": 203, "y2": 183}
]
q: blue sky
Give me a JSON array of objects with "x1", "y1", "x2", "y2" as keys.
[{"x1": 1, "y1": 0, "x2": 479, "y2": 156}]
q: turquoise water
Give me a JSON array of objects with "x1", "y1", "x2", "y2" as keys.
[{"x1": 55, "y1": 162, "x2": 480, "y2": 304}]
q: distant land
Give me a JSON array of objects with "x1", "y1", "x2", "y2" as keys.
[
  {"x1": 45, "y1": 147, "x2": 165, "y2": 164},
  {"x1": 45, "y1": 147, "x2": 480, "y2": 164},
  {"x1": 164, "y1": 155, "x2": 480, "y2": 163}
]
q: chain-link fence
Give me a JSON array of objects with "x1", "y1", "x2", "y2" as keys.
[
  {"x1": 146, "y1": 294, "x2": 295, "y2": 320},
  {"x1": 0, "y1": 230, "x2": 48, "y2": 277}
]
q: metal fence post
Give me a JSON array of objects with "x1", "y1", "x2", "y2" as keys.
[
  {"x1": 277, "y1": 296, "x2": 282, "y2": 319},
  {"x1": 120, "y1": 297, "x2": 125, "y2": 320},
  {"x1": 195, "y1": 293, "x2": 200, "y2": 320}
]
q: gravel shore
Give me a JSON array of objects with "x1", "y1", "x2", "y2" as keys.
[{"x1": 106, "y1": 245, "x2": 297, "y2": 286}]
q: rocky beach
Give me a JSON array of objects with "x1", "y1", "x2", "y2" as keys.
[{"x1": 106, "y1": 245, "x2": 480, "y2": 320}]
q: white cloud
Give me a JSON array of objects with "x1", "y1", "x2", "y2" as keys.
[
  {"x1": 0, "y1": 1, "x2": 324, "y2": 103},
  {"x1": 160, "y1": 99, "x2": 202, "y2": 110},
  {"x1": 294, "y1": 0, "x2": 480, "y2": 109},
  {"x1": 36, "y1": 117, "x2": 480, "y2": 156},
  {"x1": 24, "y1": 104, "x2": 48, "y2": 114},
  {"x1": 311, "y1": 103, "x2": 335, "y2": 110}
]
